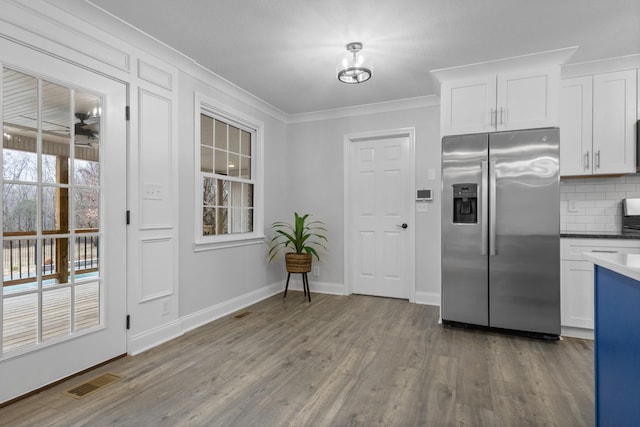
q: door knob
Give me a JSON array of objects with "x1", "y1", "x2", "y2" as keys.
[{"x1": 398, "y1": 223, "x2": 408, "y2": 229}]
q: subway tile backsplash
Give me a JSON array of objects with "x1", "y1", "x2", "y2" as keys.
[{"x1": 560, "y1": 175, "x2": 640, "y2": 233}]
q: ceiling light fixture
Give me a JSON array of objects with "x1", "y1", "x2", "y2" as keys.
[{"x1": 337, "y1": 42, "x2": 372, "y2": 84}]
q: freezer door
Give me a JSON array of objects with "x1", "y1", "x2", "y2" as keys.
[
  {"x1": 489, "y1": 128, "x2": 560, "y2": 335},
  {"x1": 441, "y1": 134, "x2": 489, "y2": 326}
]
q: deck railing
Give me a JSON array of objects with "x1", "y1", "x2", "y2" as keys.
[{"x1": 2, "y1": 229, "x2": 99, "y2": 287}]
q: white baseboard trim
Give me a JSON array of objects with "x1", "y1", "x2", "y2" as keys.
[
  {"x1": 284, "y1": 279, "x2": 346, "y2": 296},
  {"x1": 128, "y1": 319, "x2": 183, "y2": 356},
  {"x1": 561, "y1": 326, "x2": 594, "y2": 340},
  {"x1": 180, "y1": 282, "x2": 282, "y2": 334},
  {"x1": 415, "y1": 291, "x2": 440, "y2": 306}
]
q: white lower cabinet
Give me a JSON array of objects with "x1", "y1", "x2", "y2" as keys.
[
  {"x1": 561, "y1": 260, "x2": 594, "y2": 330},
  {"x1": 560, "y1": 238, "x2": 640, "y2": 339}
]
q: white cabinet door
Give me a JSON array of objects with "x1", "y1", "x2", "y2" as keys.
[
  {"x1": 560, "y1": 260, "x2": 595, "y2": 329},
  {"x1": 440, "y1": 68, "x2": 559, "y2": 136},
  {"x1": 440, "y1": 76, "x2": 496, "y2": 136},
  {"x1": 559, "y1": 76, "x2": 593, "y2": 176},
  {"x1": 592, "y1": 69, "x2": 637, "y2": 175},
  {"x1": 497, "y1": 68, "x2": 559, "y2": 131}
]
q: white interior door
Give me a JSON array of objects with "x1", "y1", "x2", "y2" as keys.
[
  {"x1": 348, "y1": 134, "x2": 413, "y2": 300},
  {"x1": 0, "y1": 38, "x2": 127, "y2": 403}
]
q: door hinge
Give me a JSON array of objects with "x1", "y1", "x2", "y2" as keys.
[
  {"x1": 126, "y1": 210, "x2": 130, "y2": 225},
  {"x1": 125, "y1": 106, "x2": 130, "y2": 121},
  {"x1": 126, "y1": 315, "x2": 130, "y2": 330}
]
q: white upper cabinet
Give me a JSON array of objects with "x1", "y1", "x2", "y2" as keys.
[
  {"x1": 440, "y1": 68, "x2": 558, "y2": 136},
  {"x1": 559, "y1": 69, "x2": 637, "y2": 176},
  {"x1": 592, "y1": 70, "x2": 637, "y2": 175},
  {"x1": 560, "y1": 76, "x2": 593, "y2": 176},
  {"x1": 440, "y1": 75, "x2": 496, "y2": 135},
  {"x1": 433, "y1": 47, "x2": 577, "y2": 137},
  {"x1": 497, "y1": 69, "x2": 559, "y2": 131}
]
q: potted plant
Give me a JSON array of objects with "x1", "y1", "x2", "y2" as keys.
[{"x1": 268, "y1": 212, "x2": 327, "y2": 273}]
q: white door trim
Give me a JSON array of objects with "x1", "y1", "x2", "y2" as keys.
[{"x1": 343, "y1": 128, "x2": 416, "y2": 302}]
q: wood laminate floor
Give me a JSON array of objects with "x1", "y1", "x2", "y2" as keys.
[{"x1": 0, "y1": 293, "x2": 594, "y2": 426}]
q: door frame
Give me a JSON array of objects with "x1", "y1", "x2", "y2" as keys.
[{"x1": 343, "y1": 128, "x2": 416, "y2": 302}]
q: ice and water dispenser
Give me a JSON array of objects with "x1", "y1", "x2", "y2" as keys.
[{"x1": 452, "y1": 184, "x2": 478, "y2": 224}]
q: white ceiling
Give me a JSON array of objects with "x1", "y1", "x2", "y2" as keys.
[{"x1": 88, "y1": 0, "x2": 640, "y2": 115}]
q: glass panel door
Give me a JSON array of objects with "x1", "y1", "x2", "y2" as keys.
[
  {"x1": 2, "y1": 68, "x2": 103, "y2": 352},
  {"x1": 0, "y1": 38, "x2": 127, "y2": 404}
]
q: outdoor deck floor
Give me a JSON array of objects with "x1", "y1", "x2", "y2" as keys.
[{"x1": 2, "y1": 283, "x2": 100, "y2": 353}]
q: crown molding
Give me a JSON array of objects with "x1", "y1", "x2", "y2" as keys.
[
  {"x1": 561, "y1": 54, "x2": 640, "y2": 78},
  {"x1": 287, "y1": 95, "x2": 439, "y2": 124},
  {"x1": 431, "y1": 46, "x2": 579, "y2": 84}
]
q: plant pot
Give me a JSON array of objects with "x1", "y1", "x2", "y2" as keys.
[{"x1": 285, "y1": 253, "x2": 312, "y2": 273}]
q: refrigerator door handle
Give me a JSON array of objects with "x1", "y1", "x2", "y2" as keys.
[
  {"x1": 489, "y1": 160, "x2": 497, "y2": 256},
  {"x1": 481, "y1": 161, "x2": 489, "y2": 256}
]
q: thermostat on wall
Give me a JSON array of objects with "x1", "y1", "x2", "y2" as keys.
[{"x1": 416, "y1": 189, "x2": 433, "y2": 201}]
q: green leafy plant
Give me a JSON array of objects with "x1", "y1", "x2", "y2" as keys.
[{"x1": 268, "y1": 212, "x2": 327, "y2": 262}]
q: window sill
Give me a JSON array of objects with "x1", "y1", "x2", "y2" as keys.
[{"x1": 193, "y1": 235, "x2": 266, "y2": 252}]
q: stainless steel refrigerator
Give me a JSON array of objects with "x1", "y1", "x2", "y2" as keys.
[{"x1": 441, "y1": 128, "x2": 560, "y2": 337}]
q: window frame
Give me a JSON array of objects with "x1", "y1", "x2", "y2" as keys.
[{"x1": 193, "y1": 93, "x2": 264, "y2": 251}]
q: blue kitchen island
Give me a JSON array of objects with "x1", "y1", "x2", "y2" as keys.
[{"x1": 583, "y1": 252, "x2": 640, "y2": 427}]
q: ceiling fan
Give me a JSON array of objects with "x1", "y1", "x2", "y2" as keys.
[
  {"x1": 74, "y1": 112, "x2": 99, "y2": 141},
  {"x1": 15, "y1": 111, "x2": 100, "y2": 146}
]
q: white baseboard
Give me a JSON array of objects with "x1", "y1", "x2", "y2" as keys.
[
  {"x1": 415, "y1": 291, "x2": 440, "y2": 306},
  {"x1": 561, "y1": 326, "x2": 594, "y2": 340},
  {"x1": 180, "y1": 282, "x2": 282, "y2": 334},
  {"x1": 128, "y1": 319, "x2": 183, "y2": 356},
  {"x1": 284, "y1": 278, "x2": 346, "y2": 296}
]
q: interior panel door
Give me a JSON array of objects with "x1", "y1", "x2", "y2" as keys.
[{"x1": 350, "y1": 136, "x2": 411, "y2": 299}]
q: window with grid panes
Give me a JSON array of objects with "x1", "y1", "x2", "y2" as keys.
[{"x1": 199, "y1": 113, "x2": 255, "y2": 237}]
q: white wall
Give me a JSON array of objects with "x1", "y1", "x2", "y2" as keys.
[
  {"x1": 177, "y1": 71, "x2": 290, "y2": 320},
  {"x1": 286, "y1": 106, "x2": 442, "y2": 303}
]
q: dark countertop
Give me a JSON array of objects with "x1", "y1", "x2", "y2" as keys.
[{"x1": 561, "y1": 233, "x2": 640, "y2": 240}]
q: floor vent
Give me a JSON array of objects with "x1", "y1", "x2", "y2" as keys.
[
  {"x1": 65, "y1": 373, "x2": 123, "y2": 399},
  {"x1": 234, "y1": 311, "x2": 252, "y2": 319}
]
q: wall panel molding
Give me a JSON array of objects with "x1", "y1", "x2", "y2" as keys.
[
  {"x1": 138, "y1": 58, "x2": 173, "y2": 91},
  {"x1": 4, "y1": 0, "x2": 130, "y2": 72},
  {"x1": 138, "y1": 88, "x2": 174, "y2": 229},
  {"x1": 139, "y1": 237, "x2": 174, "y2": 302}
]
